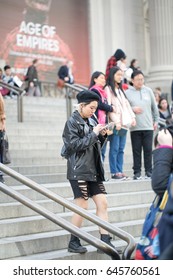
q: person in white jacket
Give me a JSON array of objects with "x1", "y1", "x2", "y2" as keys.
[{"x1": 105, "y1": 66, "x2": 136, "y2": 180}]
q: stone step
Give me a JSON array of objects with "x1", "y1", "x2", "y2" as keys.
[
  {"x1": 0, "y1": 190, "x2": 154, "y2": 219},
  {"x1": 4, "y1": 101, "x2": 68, "y2": 113},
  {"x1": 1, "y1": 173, "x2": 151, "y2": 197},
  {"x1": 11, "y1": 164, "x2": 66, "y2": 175},
  {"x1": 8, "y1": 150, "x2": 133, "y2": 162},
  {"x1": 7, "y1": 114, "x2": 66, "y2": 122},
  {"x1": 7, "y1": 157, "x2": 134, "y2": 172},
  {"x1": 7, "y1": 157, "x2": 61, "y2": 166},
  {"x1": 1, "y1": 96, "x2": 152, "y2": 260},
  {"x1": 8, "y1": 149, "x2": 133, "y2": 161},
  {"x1": 0, "y1": 203, "x2": 150, "y2": 238},
  {"x1": 4, "y1": 96, "x2": 67, "y2": 106},
  {"x1": 8, "y1": 130, "x2": 64, "y2": 136},
  {"x1": 6, "y1": 121, "x2": 66, "y2": 127},
  {"x1": 0, "y1": 179, "x2": 152, "y2": 203},
  {"x1": 6, "y1": 167, "x2": 146, "y2": 185},
  {"x1": 5, "y1": 163, "x2": 134, "y2": 176},
  {"x1": 9, "y1": 142, "x2": 63, "y2": 150},
  {"x1": 7, "y1": 136, "x2": 63, "y2": 145},
  {"x1": 0, "y1": 220, "x2": 142, "y2": 259},
  {"x1": 3, "y1": 172, "x2": 67, "y2": 186},
  {"x1": 10, "y1": 149, "x2": 62, "y2": 158}
]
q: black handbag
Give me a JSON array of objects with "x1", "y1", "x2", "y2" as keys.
[{"x1": 2, "y1": 131, "x2": 11, "y2": 164}]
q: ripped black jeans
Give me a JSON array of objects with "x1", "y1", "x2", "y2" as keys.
[{"x1": 69, "y1": 179, "x2": 107, "y2": 200}]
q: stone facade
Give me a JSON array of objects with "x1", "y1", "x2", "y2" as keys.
[{"x1": 89, "y1": 0, "x2": 173, "y2": 96}]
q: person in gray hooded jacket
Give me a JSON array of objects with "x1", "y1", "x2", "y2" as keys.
[{"x1": 125, "y1": 70, "x2": 159, "y2": 180}]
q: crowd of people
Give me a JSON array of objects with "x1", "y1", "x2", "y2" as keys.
[
  {"x1": 0, "y1": 59, "x2": 41, "y2": 98},
  {"x1": 61, "y1": 48, "x2": 173, "y2": 259},
  {"x1": 1, "y1": 47, "x2": 173, "y2": 259}
]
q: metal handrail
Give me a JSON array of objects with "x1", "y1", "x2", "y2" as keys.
[
  {"x1": 0, "y1": 163, "x2": 136, "y2": 259},
  {"x1": 65, "y1": 83, "x2": 84, "y2": 92},
  {"x1": 0, "y1": 80, "x2": 25, "y2": 95},
  {"x1": 0, "y1": 80, "x2": 84, "y2": 122},
  {"x1": 73, "y1": 83, "x2": 88, "y2": 90},
  {"x1": 0, "y1": 81, "x2": 26, "y2": 122},
  {"x1": 0, "y1": 182, "x2": 120, "y2": 260},
  {"x1": 64, "y1": 83, "x2": 83, "y2": 119}
]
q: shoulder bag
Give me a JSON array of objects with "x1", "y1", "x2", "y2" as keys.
[{"x1": 134, "y1": 175, "x2": 172, "y2": 260}]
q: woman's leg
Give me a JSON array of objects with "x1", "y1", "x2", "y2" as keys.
[
  {"x1": 116, "y1": 133, "x2": 127, "y2": 173},
  {"x1": 68, "y1": 180, "x2": 88, "y2": 253},
  {"x1": 92, "y1": 193, "x2": 108, "y2": 234},
  {"x1": 108, "y1": 133, "x2": 120, "y2": 175},
  {"x1": 92, "y1": 193, "x2": 118, "y2": 251},
  {"x1": 71, "y1": 197, "x2": 88, "y2": 227}
]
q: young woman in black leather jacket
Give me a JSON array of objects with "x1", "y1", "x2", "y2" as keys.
[{"x1": 61, "y1": 90, "x2": 116, "y2": 254}]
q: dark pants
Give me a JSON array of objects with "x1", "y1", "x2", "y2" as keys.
[{"x1": 130, "y1": 130, "x2": 153, "y2": 175}]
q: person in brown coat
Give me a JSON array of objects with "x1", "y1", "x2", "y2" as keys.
[{"x1": 0, "y1": 93, "x2": 6, "y2": 182}]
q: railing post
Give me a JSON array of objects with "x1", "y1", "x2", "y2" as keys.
[
  {"x1": 17, "y1": 94, "x2": 23, "y2": 122},
  {"x1": 65, "y1": 86, "x2": 72, "y2": 119}
]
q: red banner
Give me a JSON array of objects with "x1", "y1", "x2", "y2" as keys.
[{"x1": 0, "y1": 0, "x2": 90, "y2": 85}]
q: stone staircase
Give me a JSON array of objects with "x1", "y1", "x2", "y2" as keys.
[{"x1": 0, "y1": 96, "x2": 155, "y2": 260}]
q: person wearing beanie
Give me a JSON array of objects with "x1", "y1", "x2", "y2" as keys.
[
  {"x1": 61, "y1": 89, "x2": 118, "y2": 254},
  {"x1": 105, "y1": 48, "x2": 126, "y2": 80}
]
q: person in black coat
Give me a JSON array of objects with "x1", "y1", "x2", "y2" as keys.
[
  {"x1": 152, "y1": 128, "x2": 173, "y2": 197},
  {"x1": 152, "y1": 127, "x2": 173, "y2": 258},
  {"x1": 57, "y1": 60, "x2": 74, "y2": 84},
  {"x1": 61, "y1": 90, "x2": 116, "y2": 254}
]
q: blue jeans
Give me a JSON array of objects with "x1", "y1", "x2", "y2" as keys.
[
  {"x1": 101, "y1": 141, "x2": 107, "y2": 162},
  {"x1": 108, "y1": 130, "x2": 127, "y2": 174}
]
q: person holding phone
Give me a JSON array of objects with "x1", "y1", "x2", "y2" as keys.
[{"x1": 61, "y1": 90, "x2": 117, "y2": 254}]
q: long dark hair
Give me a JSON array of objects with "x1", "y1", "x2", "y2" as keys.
[
  {"x1": 106, "y1": 66, "x2": 126, "y2": 97},
  {"x1": 88, "y1": 71, "x2": 105, "y2": 89},
  {"x1": 158, "y1": 97, "x2": 169, "y2": 110}
]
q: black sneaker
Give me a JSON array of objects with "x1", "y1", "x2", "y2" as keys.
[
  {"x1": 133, "y1": 173, "x2": 142, "y2": 180},
  {"x1": 145, "y1": 171, "x2": 152, "y2": 179},
  {"x1": 111, "y1": 173, "x2": 124, "y2": 180}
]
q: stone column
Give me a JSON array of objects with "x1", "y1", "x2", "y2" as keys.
[{"x1": 147, "y1": 0, "x2": 173, "y2": 95}]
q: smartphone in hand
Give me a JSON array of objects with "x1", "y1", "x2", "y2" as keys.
[{"x1": 101, "y1": 122, "x2": 114, "y2": 131}]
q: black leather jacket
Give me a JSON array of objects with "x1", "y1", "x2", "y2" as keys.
[
  {"x1": 152, "y1": 147, "x2": 173, "y2": 196},
  {"x1": 61, "y1": 110, "x2": 105, "y2": 182}
]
